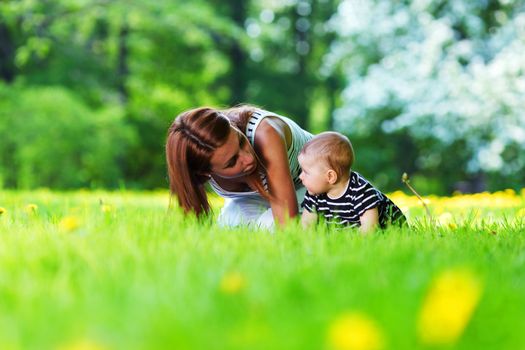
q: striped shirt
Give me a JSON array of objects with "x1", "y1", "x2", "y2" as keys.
[
  {"x1": 209, "y1": 109, "x2": 313, "y2": 199},
  {"x1": 301, "y1": 171, "x2": 406, "y2": 229}
]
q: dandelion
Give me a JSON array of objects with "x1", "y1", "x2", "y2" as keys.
[
  {"x1": 0, "y1": 207, "x2": 6, "y2": 215},
  {"x1": 402, "y1": 172, "x2": 431, "y2": 219},
  {"x1": 448, "y1": 222, "x2": 458, "y2": 229},
  {"x1": 418, "y1": 268, "x2": 483, "y2": 346},
  {"x1": 25, "y1": 203, "x2": 38, "y2": 214},
  {"x1": 327, "y1": 312, "x2": 384, "y2": 350},
  {"x1": 219, "y1": 271, "x2": 246, "y2": 294},
  {"x1": 59, "y1": 216, "x2": 81, "y2": 232},
  {"x1": 100, "y1": 204, "x2": 113, "y2": 213}
]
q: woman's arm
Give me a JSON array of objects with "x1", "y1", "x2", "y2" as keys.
[{"x1": 254, "y1": 118, "x2": 298, "y2": 225}]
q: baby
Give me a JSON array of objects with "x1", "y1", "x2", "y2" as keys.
[{"x1": 298, "y1": 132, "x2": 406, "y2": 233}]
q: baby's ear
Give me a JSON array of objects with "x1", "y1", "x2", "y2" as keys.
[{"x1": 327, "y1": 169, "x2": 338, "y2": 185}]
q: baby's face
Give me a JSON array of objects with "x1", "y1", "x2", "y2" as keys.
[{"x1": 298, "y1": 153, "x2": 331, "y2": 195}]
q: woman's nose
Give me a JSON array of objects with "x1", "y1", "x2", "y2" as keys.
[{"x1": 240, "y1": 149, "x2": 254, "y2": 165}]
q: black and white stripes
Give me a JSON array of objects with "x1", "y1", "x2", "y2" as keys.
[{"x1": 302, "y1": 171, "x2": 406, "y2": 229}]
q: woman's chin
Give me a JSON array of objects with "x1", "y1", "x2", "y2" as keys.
[
  {"x1": 244, "y1": 164, "x2": 256, "y2": 175},
  {"x1": 217, "y1": 165, "x2": 256, "y2": 179}
]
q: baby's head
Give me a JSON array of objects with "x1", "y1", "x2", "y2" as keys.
[{"x1": 298, "y1": 132, "x2": 354, "y2": 195}]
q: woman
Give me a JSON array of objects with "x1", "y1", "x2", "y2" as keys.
[{"x1": 166, "y1": 105, "x2": 313, "y2": 228}]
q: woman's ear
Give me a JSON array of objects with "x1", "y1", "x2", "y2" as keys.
[
  {"x1": 197, "y1": 172, "x2": 211, "y2": 180},
  {"x1": 195, "y1": 173, "x2": 212, "y2": 185},
  {"x1": 326, "y1": 169, "x2": 338, "y2": 185}
]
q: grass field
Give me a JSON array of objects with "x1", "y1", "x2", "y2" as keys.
[{"x1": 0, "y1": 189, "x2": 524, "y2": 350}]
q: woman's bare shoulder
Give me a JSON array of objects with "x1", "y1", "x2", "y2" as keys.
[{"x1": 254, "y1": 116, "x2": 291, "y2": 149}]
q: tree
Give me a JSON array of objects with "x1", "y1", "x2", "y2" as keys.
[
  {"x1": 0, "y1": 0, "x2": 239, "y2": 188},
  {"x1": 327, "y1": 0, "x2": 525, "y2": 193},
  {"x1": 0, "y1": 84, "x2": 133, "y2": 188}
]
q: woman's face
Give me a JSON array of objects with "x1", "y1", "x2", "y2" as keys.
[{"x1": 209, "y1": 127, "x2": 257, "y2": 179}]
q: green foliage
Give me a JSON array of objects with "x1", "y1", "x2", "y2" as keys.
[
  {"x1": 122, "y1": 1, "x2": 234, "y2": 187},
  {"x1": 1, "y1": 0, "x2": 124, "y2": 106},
  {"x1": 241, "y1": 0, "x2": 342, "y2": 129},
  {"x1": 0, "y1": 0, "x2": 236, "y2": 188},
  {"x1": 0, "y1": 84, "x2": 135, "y2": 189}
]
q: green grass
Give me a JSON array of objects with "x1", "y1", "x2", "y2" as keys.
[{"x1": 0, "y1": 190, "x2": 524, "y2": 350}]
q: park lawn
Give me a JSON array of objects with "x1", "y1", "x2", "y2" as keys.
[{"x1": 0, "y1": 189, "x2": 524, "y2": 350}]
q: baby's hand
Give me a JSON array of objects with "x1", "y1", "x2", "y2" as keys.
[
  {"x1": 359, "y1": 207, "x2": 379, "y2": 234},
  {"x1": 301, "y1": 210, "x2": 317, "y2": 229}
]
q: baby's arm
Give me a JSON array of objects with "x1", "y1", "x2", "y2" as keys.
[
  {"x1": 301, "y1": 210, "x2": 318, "y2": 229},
  {"x1": 359, "y1": 207, "x2": 379, "y2": 234}
]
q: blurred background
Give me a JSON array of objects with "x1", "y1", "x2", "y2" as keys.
[{"x1": 0, "y1": 0, "x2": 523, "y2": 194}]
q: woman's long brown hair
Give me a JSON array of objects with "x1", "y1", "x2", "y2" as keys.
[{"x1": 166, "y1": 106, "x2": 270, "y2": 217}]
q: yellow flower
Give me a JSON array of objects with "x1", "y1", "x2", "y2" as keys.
[
  {"x1": 448, "y1": 222, "x2": 458, "y2": 230},
  {"x1": 100, "y1": 204, "x2": 113, "y2": 213},
  {"x1": 418, "y1": 269, "x2": 483, "y2": 346},
  {"x1": 25, "y1": 203, "x2": 38, "y2": 214},
  {"x1": 59, "y1": 216, "x2": 81, "y2": 232},
  {"x1": 219, "y1": 271, "x2": 246, "y2": 294},
  {"x1": 0, "y1": 207, "x2": 6, "y2": 215},
  {"x1": 56, "y1": 338, "x2": 108, "y2": 350},
  {"x1": 327, "y1": 312, "x2": 384, "y2": 350}
]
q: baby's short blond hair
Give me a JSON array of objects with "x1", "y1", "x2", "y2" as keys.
[{"x1": 300, "y1": 131, "x2": 354, "y2": 179}]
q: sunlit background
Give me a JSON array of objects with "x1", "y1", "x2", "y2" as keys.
[{"x1": 1, "y1": 0, "x2": 524, "y2": 194}]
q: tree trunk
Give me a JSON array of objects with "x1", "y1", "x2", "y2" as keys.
[
  {"x1": 117, "y1": 22, "x2": 129, "y2": 103},
  {"x1": 227, "y1": 0, "x2": 247, "y2": 105},
  {"x1": 290, "y1": 0, "x2": 312, "y2": 129},
  {"x1": 0, "y1": 23, "x2": 16, "y2": 83}
]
